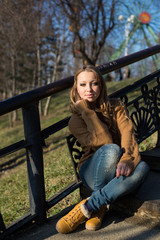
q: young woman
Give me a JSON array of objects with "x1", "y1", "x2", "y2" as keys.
[{"x1": 56, "y1": 65, "x2": 149, "y2": 233}]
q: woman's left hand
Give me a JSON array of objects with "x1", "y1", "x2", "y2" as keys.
[{"x1": 116, "y1": 162, "x2": 131, "y2": 178}]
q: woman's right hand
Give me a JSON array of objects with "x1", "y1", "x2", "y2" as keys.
[
  {"x1": 116, "y1": 162, "x2": 132, "y2": 178},
  {"x1": 74, "y1": 99, "x2": 93, "y2": 113},
  {"x1": 75, "y1": 100, "x2": 82, "y2": 106}
]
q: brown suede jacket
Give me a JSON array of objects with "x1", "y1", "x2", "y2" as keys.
[{"x1": 68, "y1": 99, "x2": 141, "y2": 172}]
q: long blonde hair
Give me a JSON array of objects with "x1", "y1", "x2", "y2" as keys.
[
  {"x1": 70, "y1": 65, "x2": 109, "y2": 113},
  {"x1": 70, "y1": 65, "x2": 121, "y2": 134}
]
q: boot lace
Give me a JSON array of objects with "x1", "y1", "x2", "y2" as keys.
[{"x1": 65, "y1": 205, "x2": 84, "y2": 228}]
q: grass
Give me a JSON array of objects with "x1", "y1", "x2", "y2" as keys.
[{"x1": 0, "y1": 78, "x2": 157, "y2": 227}]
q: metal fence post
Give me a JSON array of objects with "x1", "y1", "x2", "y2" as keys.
[
  {"x1": 0, "y1": 212, "x2": 6, "y2": 233},
  {"x1": 22, "y1": 102, "x2": 46, "y2": 222}
]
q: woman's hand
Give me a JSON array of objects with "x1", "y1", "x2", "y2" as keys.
[
  {"x1": 75, "y1": 100, "x2": 82, "y2": 106},
  {"x1": 116, "y1": 162, "x2": 131, "y2": 178}
]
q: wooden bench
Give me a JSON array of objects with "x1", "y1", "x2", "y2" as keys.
[{"x1": 66, "y1": 69, "x2": 160, "y2": 200}]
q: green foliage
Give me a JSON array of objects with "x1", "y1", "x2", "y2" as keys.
[{"x1": 0, "y1": 78, "x2": 156, "y2": 227}]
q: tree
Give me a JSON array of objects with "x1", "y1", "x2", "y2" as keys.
[
  {"x1": 57, "y1": 0, "x2": 119, "y2": 65},
  {"x1": 43, "y1": 18, "x2": 68, "y2": 116},
  {"x1": 0, "y1": 0, "x2": 32, "y2": 125}
]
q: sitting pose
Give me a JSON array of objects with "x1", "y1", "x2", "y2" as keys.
[{"x1": 56, "y1": 65, "x2": 149, "y2": 233}]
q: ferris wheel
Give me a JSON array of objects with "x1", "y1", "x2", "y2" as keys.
[{"x1": 110, "y1": 0, "x2": 160, "y2": 65}]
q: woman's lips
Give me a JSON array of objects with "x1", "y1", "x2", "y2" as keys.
[{"x1": 86, "y1": 94, "x2": 94, "y2": 97}]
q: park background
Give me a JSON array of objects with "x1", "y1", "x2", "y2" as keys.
[{"x1": 0, "y1": 0, "x2": 160, "y2": 228}]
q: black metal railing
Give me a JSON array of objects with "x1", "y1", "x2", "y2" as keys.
[{"x1": 0, "y1": 45, "x2": 160, "y2": 239}]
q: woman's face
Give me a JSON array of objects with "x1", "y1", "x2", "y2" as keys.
[{"x1": 76, "y1": 71, "x2": 100, "y2": 102}]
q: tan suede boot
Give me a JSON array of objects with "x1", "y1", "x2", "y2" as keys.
[
  {"x1": 85, "y1": 206, "x2": 106, "y2": 231},
  {"x1": 56, "y1": 199, "x2": 91, "y2": 234}
]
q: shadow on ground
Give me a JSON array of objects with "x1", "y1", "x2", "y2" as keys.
[{"x1": 5, "y1": 206, "x2": 160, "y2": 240}]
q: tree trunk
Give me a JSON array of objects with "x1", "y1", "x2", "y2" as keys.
[
  {"x1": 44, "y1": 32, "x2": 65, "y2": 116},
  {"x1": 37, "y1": 45, "x2": 43, "y2": 116},
  {"x1": 44, "y1": 95, "x2": 52, "y2": 116},
  {"x1": 11, "y1": 55, "x2": 19, "y2": 123}
]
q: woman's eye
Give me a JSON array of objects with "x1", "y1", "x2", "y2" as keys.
[
  {"x1": 80, "y1": 83, "x2": 86, "y2": 86},
  {"x1": 92, "y1": 82, "x2": 98, "y2": 86}
]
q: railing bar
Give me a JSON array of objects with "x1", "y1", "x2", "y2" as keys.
[
  {"x1": 46, "y1": 181, "x2": 82, "y2": 210},
  {"x1": 110, "y1": 69, "x2": 160, "y2": 98},
  {"x1": 23, "y1": 103, "x2": 46, "y2": 221},
  {"x1": 41, "y1": 117, "x2": 70, "y2": 140},
  {"x1": 98, "y1": 44, "x2": 160, "y2": 75},
  {"x1": 137, "y1": 128, "x2": 159, "y2": 144},
  {"x1": 0, "y1": 213, "x2": 6, "y2": 233},
  {"x1": 0, "y1": 140, "x2": 29, "y2": 158},
  {"x1": 126, "y1": 95, "x2": 144, "y2": 107},
  {"x1": 0, "y1": 212, "x2": 37, "y2": 240},
  {"x1": 0, "y1": 78, "x2": 74, "y2": 116}
]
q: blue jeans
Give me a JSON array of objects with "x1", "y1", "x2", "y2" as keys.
[{"x1": 79, "y1": 144, "x2": 149, "y2": 211}]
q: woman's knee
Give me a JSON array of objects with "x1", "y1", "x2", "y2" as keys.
[
  {"x1": 129, "y1": 161, "x2": 150, "y2": 185},
  {"x1": 98, "y1": 144, "x2": 122, "y2": 167},
  {"x1": 135, "y1": 161, "x2": 150, "y2": 180},
  {"x1": 100, "y1": 144, "x2": 121, "y2": 159}
]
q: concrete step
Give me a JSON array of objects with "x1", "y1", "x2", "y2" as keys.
[{"x1": 111, "y1": 170, "x2": 160, "y2": 224}]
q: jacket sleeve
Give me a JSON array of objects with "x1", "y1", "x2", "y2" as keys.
[
  {"x1": 68, "y1": 100, "x2": 113, "y2": 148},
  {"x1": 115, "y1": 102, "x2": 141, "y2": 171}
]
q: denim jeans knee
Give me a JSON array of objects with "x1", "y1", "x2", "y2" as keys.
[{"x1": 79, "y1": 144, "x2": 122, "y2": 191}]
